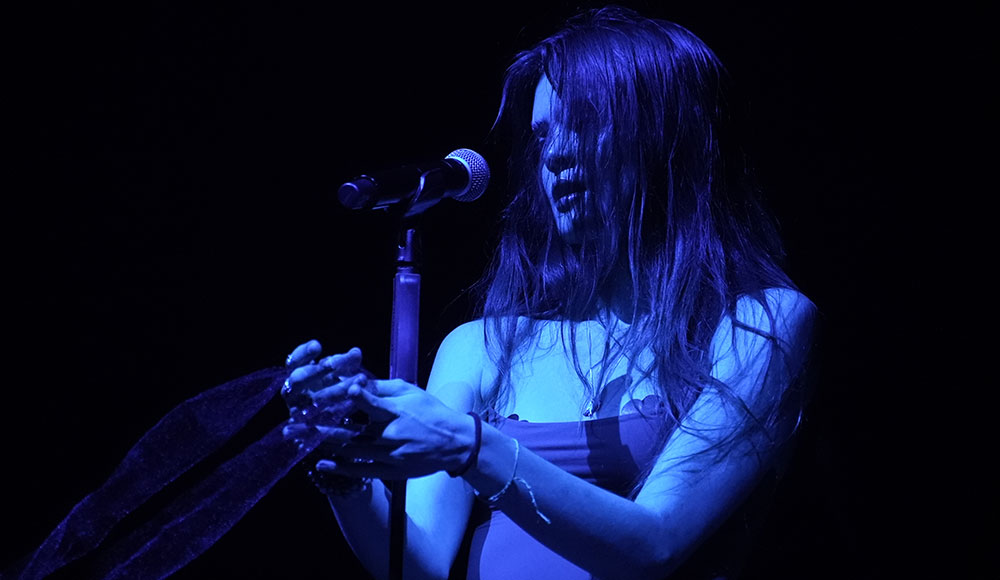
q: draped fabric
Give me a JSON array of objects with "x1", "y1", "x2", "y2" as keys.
[
  {"x1": 3, "y1": 366, "x2": 328, "y2": 580},
  {"x1": 5, "y1": 370, "x2": 775, "y2": 580}
]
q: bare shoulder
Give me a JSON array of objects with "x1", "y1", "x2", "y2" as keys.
[
  {"x1": 710, "y1": 288, "x2": 816, "y2": 394},
  {"x1": 426, "y1": 320, "x2": 493, "y2": 411},
  {"x1": 438, "y1": 319, "x2": 487, "y2": 350},
  {"x1": 721, "y1": 287, "x2": 816, "y2": 354},
  {"x1": 730, "y1": 288, "x2": 815, "y2": 335}
]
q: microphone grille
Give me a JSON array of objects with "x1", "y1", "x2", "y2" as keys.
[{"x1": 445, "y1": 148, "x2": 490, "y2": 202}]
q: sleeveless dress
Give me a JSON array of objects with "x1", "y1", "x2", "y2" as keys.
[
  {"x1": 461, "y1": 396, "x2": 770, "y2": 580},
  {"x1": 464, "y1": 396, "x2": 670, "y2": 580}
]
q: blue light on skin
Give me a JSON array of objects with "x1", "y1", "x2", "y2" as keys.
[{"x1": 532, "y1": 74, "x2": 589, "y2": 245}]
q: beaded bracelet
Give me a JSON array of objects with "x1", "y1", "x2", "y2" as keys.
[{"x1": 447, "y1": 412, "x2": 482, "y2": 478}]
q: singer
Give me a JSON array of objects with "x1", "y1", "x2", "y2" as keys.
[{"x1": 283, "y1": 7, "x2": 816, "y2": 579}]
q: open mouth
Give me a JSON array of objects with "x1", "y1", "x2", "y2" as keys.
[{"x1": 552, "y1": 179, "x2": 585, "y2": 212}]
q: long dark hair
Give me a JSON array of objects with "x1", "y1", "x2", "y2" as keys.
[{"x1": 476, "y1": 6, "x2": 800, "y2": 469}]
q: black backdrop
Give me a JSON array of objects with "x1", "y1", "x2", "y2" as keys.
[{"x1": 4, "y1": 2, "x2": 986, "y2": 579}]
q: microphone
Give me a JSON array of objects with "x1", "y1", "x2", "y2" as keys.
[{"x1": 337, "y1": 148, "x2": 490, "y2": 215}]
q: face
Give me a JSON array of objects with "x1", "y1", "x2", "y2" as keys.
[{"x1": 531, "y1": 75, "x2": 589, "y2": 245}]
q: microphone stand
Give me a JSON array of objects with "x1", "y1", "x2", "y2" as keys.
[
  {"x1": 387, "y1": 163, "x2": 450, "y2": 579},
  {"x1": 387, "y1": 225, "x2": 420, "y2": 580},
  {"x1": 372, "y1": 164, "x2": 467, "y2": 580}
]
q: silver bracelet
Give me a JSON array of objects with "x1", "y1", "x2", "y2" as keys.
[
  {"x1": 484, "y1": 439, "x2": 520, "y2": 505},
  {"x1": 480, "y1": 438, "x2": 550, "y2": 524}
]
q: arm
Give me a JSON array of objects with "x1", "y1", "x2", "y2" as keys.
[
  {"x1": 288, "y1": 323, "x2": 485, "y2": 580},
  {"x1": 461, "y1": 289, "x2": 816, "y2": 579},
  {"x1": 333, "y1": 289, "x2": 815, "y2": 579},
  {"x1": 386, "y1": 321, "x2": 483, "y2": 578}
]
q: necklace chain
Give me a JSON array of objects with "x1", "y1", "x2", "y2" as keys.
[{"x1": 582, "y1": 319, "x2": 623, "y2": 417}]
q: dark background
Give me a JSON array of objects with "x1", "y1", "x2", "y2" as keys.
[{"x1": 3, "y1": 1, "x2": 986, "y2": 578}]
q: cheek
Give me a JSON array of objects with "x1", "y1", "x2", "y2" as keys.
[{"x1": 535, "y1": 164, "x2": 557, "y2": 198}]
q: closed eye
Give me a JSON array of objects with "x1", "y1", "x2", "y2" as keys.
[{"x1": 531, "y1": 121, "x2": 549, "y2": 142}]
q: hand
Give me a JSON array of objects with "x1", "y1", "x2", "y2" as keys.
[
  {"x1": 313, "y1": 378, "x2": 476, "y2": 480},
  {"x1": 281, "y1": 340, "x2": 372, "y2": 443},
  {"x1": 283, "y1": 340, "x2": 364, "y2": 402}
]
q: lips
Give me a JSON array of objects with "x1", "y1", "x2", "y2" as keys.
[
  {"x1": 552, "y1": 179, "x2": 585, "y2": 214},
  {"x1": 552, "y1": 178, "x2": 585, "y2": 201}
]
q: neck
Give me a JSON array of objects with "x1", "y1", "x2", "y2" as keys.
[{"x1": 598, "y1": 260, "x2": 639, "y2": 325}]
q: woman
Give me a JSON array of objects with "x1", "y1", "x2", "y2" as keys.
[{"x1": 283, "y1": 7, "x2": 815, "y2": 579}]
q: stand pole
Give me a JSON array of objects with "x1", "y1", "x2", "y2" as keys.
[{"x1": 388, "y1": 227, "x2": 420, "y2": 580}]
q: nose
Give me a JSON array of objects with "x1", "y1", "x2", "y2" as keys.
[{"x1": 542, "y1": 133, "x2": 577, "y2": 175}]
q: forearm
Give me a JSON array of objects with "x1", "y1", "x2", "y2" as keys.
[
  {"x1": 463, "y1": 425, "x2": 676, "y2": 580},
  {"x1": 326, "y1": 480, "x2": 459, "y2": 580}
]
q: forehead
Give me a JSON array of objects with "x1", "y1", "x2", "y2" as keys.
[{"x1": 531, "y1": 74, "x2": 559, "y2": 126}]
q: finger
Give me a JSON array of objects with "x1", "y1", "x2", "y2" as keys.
[
  {"x1": 284, "y1": 421, "x2": 362, "y2": 449},
  {"x1": 287, "y1": 364, "x2": 339, "y2": 395},
  {"x1": 357, "y1": 378, "x2": 411, "y2": 398},
  {"x1": 286, "y1": 340, "x2": 322, "y2": 368},
  {"x1": 348, "y1": 385, "x2": 399, "y2": 423},
  {"x1": 313, "y1": 423, "x2": 364, "y2": 443},
  {"x1": 327, "y1": 424, "x2": 394, "y2": 453},
  {"x1": 318, "y1": 347, "x2": 364, "y2": 376},
  {"x1": 312, "y1": 373, "x2": 369, "y2": 406},
  {"x1": 282, "y1": 371, "x2": 323, "y2": 408},
  {"x1": 333, "y1": 446, "x2": 398, "y2": 464},
  {"x1": 314, "y1": 459, "x2": 414, "y2": 481},
  {"x1": 282, "y1": 422, "x2": 311, "y2": 440}
]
